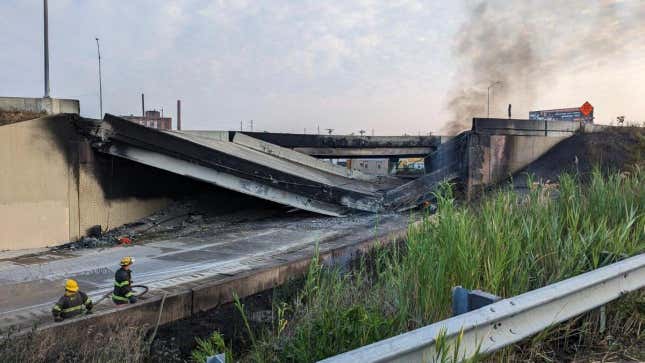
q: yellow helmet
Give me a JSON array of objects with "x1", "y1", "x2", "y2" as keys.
[
  {"x1": 120, "y1": 256, "x2": 135, "y2": 266},
  {"x1": 65, "y1": 279, "x2": 79, "y2": 292}
]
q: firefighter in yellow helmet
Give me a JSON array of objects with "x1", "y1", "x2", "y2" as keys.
[
  {"x1": 52, "y1": 279, "x2": 93, "y2": 322},
  {"x1": 112, "y1": 256, "x2": 137, "y2": 305}
]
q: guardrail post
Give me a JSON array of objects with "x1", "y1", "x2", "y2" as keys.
[
  {"x1": 452, "y1": 286, "x2": 501, "y2": 316},
  {"x1": 206, "y1": 353, "x2": 226, "y2": 363}
]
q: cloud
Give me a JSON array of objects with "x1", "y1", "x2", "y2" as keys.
[{"x1": 0, "y1": 1, "x2": 642, "y2": 134}]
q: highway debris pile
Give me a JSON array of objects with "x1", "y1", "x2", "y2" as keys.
[
  {"x1": 51, "y1": 199, "x2": 207, "y2": 250},
  {"x1": 52, "y1": 197, "x2": 287, "y2": 251}
]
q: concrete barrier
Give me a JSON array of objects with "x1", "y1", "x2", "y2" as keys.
[
  {"x1": 0, "y1": 96, "x2": 80, "y2": 115},
  {"x1": 472, "y1": 118, "x2": 582, "y2": 136}
]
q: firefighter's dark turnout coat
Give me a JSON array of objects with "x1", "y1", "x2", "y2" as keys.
[
  {"x1": 52, "y1": 291, "x2": 93, "y2": 320},
  {"x1": 112, "y1": 267, "x2": 135, "y2": 304}
]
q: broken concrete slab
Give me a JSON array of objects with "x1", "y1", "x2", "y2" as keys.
[
  {"x1": 231, "y1": 132, "x2": 377, "y2": 181},
  {"x1": 85, "y1": 115, "x2": 443, "y2": 215}
]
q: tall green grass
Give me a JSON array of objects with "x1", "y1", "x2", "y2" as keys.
[{"x1": 194, "y1": 168, "x2": 644, "y2": 362}]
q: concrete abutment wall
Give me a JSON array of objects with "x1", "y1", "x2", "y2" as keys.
[
  {"x1": 0, "y1": 115, "x2": 179, "y2": 250},
  {"x1": 464, "y1": 118, "x2": 607, "y2": 196},
  {"x1": 466, "y1": 133, "x2": 568, "y2": 194}
]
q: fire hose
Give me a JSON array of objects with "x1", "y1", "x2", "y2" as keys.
[{"x1": 92, "y1": 284, "x2": 149, "y2": 306}]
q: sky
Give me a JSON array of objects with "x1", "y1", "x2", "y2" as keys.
[{"x1": 0, "y1": 0, "x2": 644, "y2": 135}]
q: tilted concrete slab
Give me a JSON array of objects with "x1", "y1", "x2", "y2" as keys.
[
  {"x1": 231, "y1": 132, "x2": 377, "y2": 181},
  {"x1": 91, "y1": 115, "x2": 407, "y2": 215},
  {"x1": 104, "y1": 142, "x2": 348, "y2": 216},
  {"x1": 82, "y1": 115, "x2": 449, "y2": 216},
  {"x1": 166, "y1": 131, "x2": 397, "y2": 194}
]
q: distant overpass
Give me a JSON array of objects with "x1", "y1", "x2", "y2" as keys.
[{"x1": 181, "y1": 130, "x2": 442, "y2": 158}]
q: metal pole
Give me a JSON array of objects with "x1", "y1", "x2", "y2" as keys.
[
  {"x1": 176, "y1": 100, "x2": 181, "y2": 130},
  {"x1": 43, "y1": 0, "x2": 50, "y2": 98},
  {"x1": 487, "y1": 81, "x2": 501, "y2": 118},
  {"x1": 487, "y1": 87, "x2": 490, "y2": 119},
  {"x1": 95, "y1": 38, "x2": 103, "y2": 118}
]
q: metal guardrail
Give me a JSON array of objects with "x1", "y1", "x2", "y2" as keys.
[{"x1": 319, "y1": 253, "x2": 645, "y2": 363}]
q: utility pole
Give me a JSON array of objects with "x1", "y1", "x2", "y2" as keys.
[
  {"x1": 317, "y1": 125, "x2": 320, "y2": 134},
  {"x1": 176, "y1": 100, "x2": 181, "y2": 130},
  {"x1": 487, "y1": 81, "x2": 502, "y2": 118},
  {"x1": 95, "y1": 38, "x2": 103, "y2": 118},
  {"x1": 43, "y1": 0, "x2": 50, "y2": 98},
  {"x1": 240, "y1": 121, "x2": 243, "y2": 131},
  {"x1": 250, "y1": 120, "x2": 253, "y2": 131}
]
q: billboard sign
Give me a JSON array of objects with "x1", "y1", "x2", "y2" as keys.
[{"x1": 529, "y1": 102, "x2": 594, "y2": 123}]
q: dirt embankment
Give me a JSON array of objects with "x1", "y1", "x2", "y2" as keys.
[
  {"x1": 519, "y1": 126, "x2": 645, "y2": 183},
  {"x1": 0, "y1": 109, "x2": 46, "y2": 125}
]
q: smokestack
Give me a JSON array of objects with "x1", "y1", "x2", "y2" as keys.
[
  {"x1": 177, "y1": 100, "x2": 181, "y2": 130},
  {"x1": 141, "y1": 93, "x2": 145, "y2": 118}
]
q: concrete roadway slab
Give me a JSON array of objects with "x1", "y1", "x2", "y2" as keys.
[{"x1": 0, "y1": 211, "x2": 410, "y2": 330}]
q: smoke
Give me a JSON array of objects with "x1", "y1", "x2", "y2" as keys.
[{"x1": 444, "y1": 0, "x2": 645, "y2": 134}]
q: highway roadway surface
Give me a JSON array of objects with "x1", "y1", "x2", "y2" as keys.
[{"x1": 0, "y1": 210, "x2": 410, "y2": 331}]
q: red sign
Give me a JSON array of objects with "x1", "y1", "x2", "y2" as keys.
[{"x1": 579, "y1": 101, "x2": 593, "y2": 116}]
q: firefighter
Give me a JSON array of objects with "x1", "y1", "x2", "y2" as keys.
[
  {"x1": 112, "y1": 256, "x2": 138, "y2": 305},
  {"x1": 52, "y1": 279, "x2": 93, "y2": 322}
]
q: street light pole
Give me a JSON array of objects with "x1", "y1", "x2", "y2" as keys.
[
  {"x1": 43, "y1": 0, "x2": 50, "y2": 98},
  {"x1": 95, "y1": 38, "x2": 103, "y2": 118},
  {"x1": 487, "y1": 81, "x2": 502, "y2": 118}
]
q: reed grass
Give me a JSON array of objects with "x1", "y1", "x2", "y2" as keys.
[{"x1": 194, "y1": 168, "x2": 644, "y2": 362}]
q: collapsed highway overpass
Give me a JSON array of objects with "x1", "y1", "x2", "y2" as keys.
[
  {"x1": 86, "y1": 115, "x2": 448, "y2": 217},
  {"x1": 1, "y1": 111, "x2": 604, "y2": 251}
]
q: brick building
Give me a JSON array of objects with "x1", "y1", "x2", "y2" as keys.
[{"x1": 122, "y1": 110, "x2": 172, "y2": 130}]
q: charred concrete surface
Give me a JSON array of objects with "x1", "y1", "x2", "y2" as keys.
[
  {"x1": 0, "y1": 209, "x2": 414, "y2": 334},
  {"x1": 464, "y1": 118, "x2": 595, "y2": 195},
  {"x1": 0, "y1": 114, "x2": 232, "y2": 250},
  {"x1": 422, "y1": 118, "x2": 613, "y2": 197}
]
